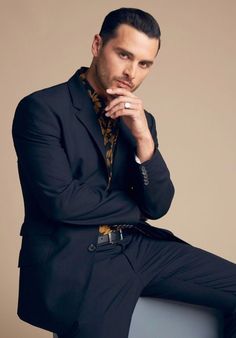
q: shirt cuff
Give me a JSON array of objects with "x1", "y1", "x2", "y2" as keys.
[{"x1": 134, "y1": 154, "x2": 141, "y2": 164}]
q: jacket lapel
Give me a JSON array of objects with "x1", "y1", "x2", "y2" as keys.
[
  {"x1": 67, "y1": 69, "x2": 138, "y2": 168},
  {"x1": 67, "y1": 70, "x2": 106, "y2": 161}
]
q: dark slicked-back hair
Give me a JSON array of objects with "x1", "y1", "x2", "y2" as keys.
[{"x1": 99, "y1": 8, "x2": 161, "y2": 51}]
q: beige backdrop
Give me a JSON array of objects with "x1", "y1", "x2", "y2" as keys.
[{"x1": 1, "y1": 1, "x2": 235, "y2": 337}]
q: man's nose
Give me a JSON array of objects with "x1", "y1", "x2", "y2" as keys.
[{"x1": 123, "y1": 63, "x2": 137, "y2": 79}]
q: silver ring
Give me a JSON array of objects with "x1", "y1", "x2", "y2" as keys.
[{"x1": 124, "y1": 102, "x2": 131, "y2": 109}]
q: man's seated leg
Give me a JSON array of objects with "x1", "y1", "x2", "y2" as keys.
[
  {"x1": 123, "y1": 232, "x2": 236, "y2": 337},
  {"x1": 56, "y1": 233, "x2": 142, "y2": 338}
]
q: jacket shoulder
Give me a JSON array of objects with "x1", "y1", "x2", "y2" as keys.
[{"x1": 18, "y1": 81, "x2": 69, "y2": 107}]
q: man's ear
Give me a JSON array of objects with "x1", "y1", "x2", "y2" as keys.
[{"x1": 91, "y1": 34, "x2": 103, "y2": 57}]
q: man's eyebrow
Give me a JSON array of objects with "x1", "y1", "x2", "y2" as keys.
[
  {"x1": 114, "y1": 47, "x2": 134, "y2": 58},
  {"x1": 114, "y1": 47, "x2": 154, "y2": 65}
]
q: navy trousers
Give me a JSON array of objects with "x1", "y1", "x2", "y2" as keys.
[{"x1": 59, "y1": 229, "x2": 236, "y2": 338}]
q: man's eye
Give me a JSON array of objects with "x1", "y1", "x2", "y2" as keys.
[
  {"x1": 139, "y1": 62, "x2": 148, "y2": 69},
  {"x1": 119, "y1": 52, "x2": 129, "y2": 59}
]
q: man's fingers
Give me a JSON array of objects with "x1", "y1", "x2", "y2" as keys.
[
  {"x1": 105, "y1": 87, "x2": 144, "y2": 120},
  {"x1": 106, "y1": 108, "x2": 135, "y2": 119},
  {"x1": 106, "y1": 101, "x2": 138, "y2": 117},
  {"x1": 105, "y1": 96, "x2": 138, "y2": 111}
]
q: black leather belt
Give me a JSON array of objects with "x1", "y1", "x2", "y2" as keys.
[{"x1": 97, "y1": 229, "x2": 125, "y2": 246}]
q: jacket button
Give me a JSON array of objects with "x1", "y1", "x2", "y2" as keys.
[
  {"x1": 144, "y1": 177, "x2": 149, "y2": 185},
  {"x1": 88, "y1": 243, "x2": 97, "y2": 252},
  {"x1": 141, "y1": 166, "x2": 146, "y2": 173}
]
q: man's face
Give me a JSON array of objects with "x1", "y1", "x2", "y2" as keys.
[{"x1": 91, "y1": 24, "x2": 159, "y2": 96}]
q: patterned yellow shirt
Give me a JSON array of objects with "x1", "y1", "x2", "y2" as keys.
[{"x1": 79, "y1": 68, "x2": 119, "y2": 235}]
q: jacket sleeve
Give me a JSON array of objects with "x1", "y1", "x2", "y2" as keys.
[
  {"x1": 12, "y1": 95, "x2": 141, "y2": 226},
  {"x1": 130, "y1": 113, "x2": 175, "y2": 220}
]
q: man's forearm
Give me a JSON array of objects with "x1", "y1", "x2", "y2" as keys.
[
  {"x1": 136, "y1": 132, "x2": 155, "y2": 163},
  {"x1": 131, "y1": 149, "x2": 175, "y2": 220}
]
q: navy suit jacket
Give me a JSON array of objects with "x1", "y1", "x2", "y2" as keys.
[{"x1": 12, "y1": 69, "x2": 185, "y2": 334}]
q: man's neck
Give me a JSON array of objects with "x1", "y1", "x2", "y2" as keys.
[{"x1": 86, "y1": 65, "x2": 109, "y2": 101}]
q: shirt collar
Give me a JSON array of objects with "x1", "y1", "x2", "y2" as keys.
[{"x1": 78, "y1": 67, "x2": 106, "y2": 117}]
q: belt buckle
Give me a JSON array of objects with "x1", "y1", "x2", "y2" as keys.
[
  {"x1": 108, "y1": 228, "x2": 123, "y2": 244},
  {"x1": 119, "y1": 228, "x2": 124, "y2": 241}
]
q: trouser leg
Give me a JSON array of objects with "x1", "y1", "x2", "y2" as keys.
[
  {"x1": 59, "y1": 234, "x2": 142, "y2": 338},
  {"x1": 58, "y1": 230, "x2": 236, "y2": 338},
  {"x1": 124, "y1": 234, "x2": 236, "y2": 338}
]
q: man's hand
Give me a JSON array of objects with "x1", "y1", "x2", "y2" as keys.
[{"x1": 105, "y1": 87, "x2": 155, "y2": 163}]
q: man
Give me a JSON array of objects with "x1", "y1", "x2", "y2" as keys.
[{"x1": 12, "y1": 7, "x2": 236, "y2": 338}]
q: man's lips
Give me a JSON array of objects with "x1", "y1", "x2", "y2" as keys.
[{"x1": 116, "y1": 79, "x2": 133, "y2": 89}]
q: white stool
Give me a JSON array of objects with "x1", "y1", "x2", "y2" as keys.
[
  {"x1": 53, "y1": 297, "x2": 223, "y2": 338},
  {"x1": 129, "y1": 298, "x2": 222, "y2": 338}
]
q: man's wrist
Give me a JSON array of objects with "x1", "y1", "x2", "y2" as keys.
[{"x1": 135, "y1": 135, "x2": 155, "y2": 163}]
